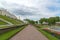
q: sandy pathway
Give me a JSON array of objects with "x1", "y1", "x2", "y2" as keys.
[{"x1": 10, "y1": 25, "x2": 48, "y2": 40}]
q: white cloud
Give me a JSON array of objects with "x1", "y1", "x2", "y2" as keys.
[{"x1": 0, "y1": 0, "x2": 60, "y2": 20}]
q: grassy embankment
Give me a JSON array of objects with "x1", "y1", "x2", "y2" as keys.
[
  {"x1": 35, "y1": 25, "x2": 59, "y2": 40},
  {"x1": 0, "y1": 15, "x2": 26, "y2": 40},
  {"x1": 0, "y1": 15, "x2": 23, "y2": 28},
  {"x1": 0, "y1": 26, "x2": 25, "y2": 40},
  {"x1": 0, "y1": 15, "x2": 23, "y2": 25},
  {"x1": 0, "y1": 20, "x2": 7, "y2": 25}
]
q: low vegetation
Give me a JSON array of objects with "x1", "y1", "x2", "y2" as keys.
[
  {"x1": 0, "y1": 20, "x2": 8, "y2": 25},
  {"x1": 43, "y1": 27, "x2": 60, "y2": 39},
  {"x1": 38, "y1": 29, "x2": 58, "y2": 40},
  {"x1": 39, "y1": 16, "x2": 60, "y2": 25},
  {"x1": 0, "y1": 15, "x2": 26, "y2": 40},
  {"x1": 0, "y1": 26, "x2": 25, "y2": 40},
  {"x1": 0, "y1": 15, "x2": 23, "y2": 24},
  {"x1": 35, "y1": 25, "x2": 59, "y2": 40}
]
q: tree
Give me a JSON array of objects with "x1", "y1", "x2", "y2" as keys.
[
  {"x1": 54, "y1": 16, "x2": 60, "y2": 22},
  {"x1": 24, "y1": 19, "x2": 35, "y2": 24},
  {"x1": 39, "y1": 18, "x2": 48, "y2": 24},
  {"x1": 47, "y1": 17, "x2": 56, "y2": 26},
  {"x1": 35, "y1": 21, "x2": 38, "y2": 24}
]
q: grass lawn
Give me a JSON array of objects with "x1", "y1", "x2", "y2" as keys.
[
  {"x1": 35, "y1": 25, "x2": 59, "y2": 40},
  {"x1": 0, "y1": 26, "x2": 25, "y2": 40},
  {"x1": 0, "y1": 15, "x2": 24, "y2": 28},
  {"x1": 0, "y1": 21, "x2": 7, "y2": 25},
  {"x1": 0, "y1": 15, "x2": 23, "y2": 24},
  {"x1": 38, "y1": 29, "x2": 58, "y2": 40},
  {"x1": 0, "y1": 26, "x2": 9, "y2": 28}
]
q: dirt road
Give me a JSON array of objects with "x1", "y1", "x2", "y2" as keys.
[{"x1": 10, "y1": 25, "x2": 48, "y2": 40}]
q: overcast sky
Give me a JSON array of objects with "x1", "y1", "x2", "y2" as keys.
[{"x1": 0, "y1": 0, "x2": 60, "y2": 20}]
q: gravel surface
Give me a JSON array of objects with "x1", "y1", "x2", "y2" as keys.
[{"x1": 10, "y1": 25, "x2": 48, "y2": 40}]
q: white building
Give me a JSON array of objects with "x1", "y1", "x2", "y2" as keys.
[
  {"x1": 0, "y1": 9, "x2": 17, "y2": 19},
  {"x1": 56, "y1": 22, "x2": 60, "y2": 25},
  {"x1": 42, "y1": 22, "x2": 48, "y2": 25}
]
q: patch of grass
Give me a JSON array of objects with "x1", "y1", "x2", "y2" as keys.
[
  {"x1": 0, "y1": 21, "x2": 7, "y2": 25},
  {"x1": 38, "y1": 29, "x2": 58, "y2": 40},
  {"x1": 55, "y1": 34, "x2": 60, "y2": 39},
  {"x1": 0, "y1": 26, "x2": 25, "y2": 40},
  {"x1": 35, "y1": 25, "x2": 59, "y2": 40},
  {"x1": 0, "y1": 15, "x2": 22, "y2": 24},
  {"x1": 0, "y1": 26, "x2": 9, "y2": 28}
]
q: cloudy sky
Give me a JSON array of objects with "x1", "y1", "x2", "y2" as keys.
[{"x1": 0, "y1": 0, "x2": 60, "y2": 20}]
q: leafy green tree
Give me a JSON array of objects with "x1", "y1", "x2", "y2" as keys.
[
  {"x1": 24, "y1": 19, "x2": 35, "y2": 24},
  {"x1": 54, "y1": 16, "x2": 60, "y2": 22},
  {"x1": 47, "y1": 17, "x2": 56, "y2": 25},
  {"x1": 39, "y1": 18, "x2": 48, "y2": 24},
  {"x1": 35, "y1": 21, "x2": 38, "y2": 24}
]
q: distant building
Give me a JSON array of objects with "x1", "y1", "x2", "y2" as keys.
[
  {"x1": 42, "y1": 22, "x2": 48, "y2": 25},
  {"x1": 23, "y1": 21, "x2": 28, "y2": 24},
  {"x1": 0, "y1": 9, "x2": 17, "y2": 19},
  {"x1": 56, "y1": 22, "x2": 60, "y2": 25}
]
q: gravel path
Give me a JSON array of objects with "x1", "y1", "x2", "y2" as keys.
[{"x1": 10, "y1": 25, "x2": 48, "y2": 40}]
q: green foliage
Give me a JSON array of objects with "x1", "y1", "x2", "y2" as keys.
[
  {"x1": 39, "y1": 16, "x2": 60, "y2": 25},
  {"x1": 0, "y1": 20, "x2": 7, "y2": 25},
  {"x1": 48, "y1": 17, "x2": 56, "y2": 25},
  {"x1": 39, "y1": 18, "x2": 48, "y2": 24},
  {"x1": 36, "y1": 25, "x2": 58, "y2": 40},
  {"x1": 24, "y1": 19, "x2": 35, "y2": 24},
  {"x1": 54, "y1": 16, "x2": 60, "y2": 22},
  {"x1": 39, "y1": 29, "x2": 58, "y2": 40},
  {"x1": 0, "y1": 15, "x2": 22, "y2": 24},
  {"x1": 35, "y1": 21, "x2": 38, "y2": 24},
  {"x1": 0, "y1": 26, "x2": 25, "y2": 40}
]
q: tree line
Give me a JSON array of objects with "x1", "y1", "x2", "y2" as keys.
[
  {"x1": 24, "y1": 16, "x2": 60, "y2": 25},
  {"x1": 39, "y1": 16, "x2": 60, "y2": 25}
]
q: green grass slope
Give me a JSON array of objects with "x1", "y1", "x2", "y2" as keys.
[
  {"x1": 0, "y1": 15, "x2": 23, "y2": 25},
  {"x1": 0, "y1": 26, "x2": 25, "y2": 40},
  {"x1": 0, "y1": 20, "x2": 8, "y2": 25}
]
